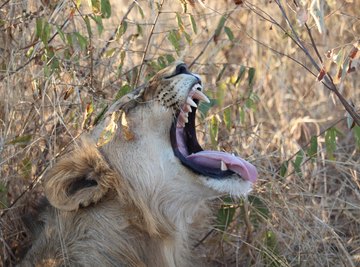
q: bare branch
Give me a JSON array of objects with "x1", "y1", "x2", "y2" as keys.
[{"x1": 135, "y1": 0, "x2": 165, "y2": 87}]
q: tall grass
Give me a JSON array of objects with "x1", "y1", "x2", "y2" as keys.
[{"x1": 0, "y1": 0, "x2": 359, "y2": 266}]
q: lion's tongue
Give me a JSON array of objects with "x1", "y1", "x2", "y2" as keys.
[{"x1": 187, "y1": 151, "x2": 258, "y2": 183}]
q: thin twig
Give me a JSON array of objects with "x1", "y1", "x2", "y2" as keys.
[
  {"x1": 244, "y1": 31, "x2": 317, "y2": 77},
  {"x1": 190, "y1": 8, "x2": 236, "y2": 68},
  {"x1": 135, "y1": 0, "x2": 165, "y2": 87},
  {"x1": 0, "y1": 7, "x2": 70, "y2": 82},
  {"x1": 0, "y1": 133, "x2": 82, "y2": 218},
  {"x1": 305, "y1": 23, "x2": 323, "y2": 64},
  {"x1": 274, "y1": 116, "x2": 346, "y2": 175},
  {"x1": 274, "y1": 0, "x2": 360, "y2": 126},
  {"x1": 96, "y1": 1, "x2": 137, "y2": 63},
  {"x1": 0, "y1": 0, "x2": 10, "y2": 9}
]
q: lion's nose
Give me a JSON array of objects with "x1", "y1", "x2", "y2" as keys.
[{"x1": 175, "y1": 64, "x2": 189, "y2": 75}]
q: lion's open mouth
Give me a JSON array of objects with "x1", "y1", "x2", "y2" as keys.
[{"x1": 170, "y1": 83, "x2": 257, "y2": 183}]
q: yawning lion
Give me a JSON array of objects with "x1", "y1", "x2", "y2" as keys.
[{"x1": 19, "y1": 62, "x2": 257, "y2": 267}]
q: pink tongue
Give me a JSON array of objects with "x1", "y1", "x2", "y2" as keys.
[{"x1": 187, "y1": 151, "x2": 258, "y2": 183}]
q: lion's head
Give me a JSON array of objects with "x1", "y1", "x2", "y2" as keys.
[{"x1": 93, "y1": 61, "x2": 257, "y2": 197}]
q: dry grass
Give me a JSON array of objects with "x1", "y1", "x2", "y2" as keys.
[{"x1": 0, "y1": 0, "x2": 359, "y2": 266}]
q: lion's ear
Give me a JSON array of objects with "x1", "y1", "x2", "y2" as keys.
[{"x1": 44, "y1": 140, "x2": 114, "y2": 211}]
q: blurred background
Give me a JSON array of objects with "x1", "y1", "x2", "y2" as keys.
[{"x1": 0, "y1": 0, "x2": 359, "y2": 266}]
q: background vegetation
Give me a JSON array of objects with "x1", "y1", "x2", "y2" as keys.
[{"x1": 0, "y1": 0, "x2": 359, "y2": 266}]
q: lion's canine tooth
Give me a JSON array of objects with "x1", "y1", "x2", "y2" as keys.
[
  {"x1": 192, "y1": 90, "x2": 210, "y2": 103},
  {"x1": 220, "y1": 161, "x2": 228, "y2": 171},
  {"x1": 186, "y1": 97, "x2": 197, "y2": 107}
]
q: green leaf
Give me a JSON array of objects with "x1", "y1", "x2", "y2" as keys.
[
  {"x1": 167, "y1": 30, "x2": 180, "y2": 55},
  {"x1": 165, "y1": 54, "x2": 175, "y2": 64},
  {"x1": 214, "y1": 15, "x2": 226, "y2": 40},
  {"x1": 8, "y1": 134, "x2": 32, "y2": 145},
  {"x1": 217, "y1": 82, "x2": 226, "y2": 107},
  {"x1": 91, "y1": 0, "x2": 101, "y2": 14},
  {"x1": 90, "y1": 15, "x2": 104, "y2": 35},
  {"x1": 55, "y1": 26, "x2": 66, "y2": 43},
  {"x1": 307, "y1": 136, "x2": 318, "y2": 158},
  {"x1": 26, "y1": 46, "x2": 34, "y2": 58},
  {"x1": 84, "y1": 16, "x2": 92, "y2": 37},
  {"x1": 157, "y1": 56, "x2": 167, "y2": 69},
  {"x1": 101, "y1": 0, "x2": 111, "y2": 18},
  {"x1": 21, "y1": 157, "x2": 32, "y2": 179},
  {"x1": 117, "y1": 50, "x2": 126, "y2": 76},
  {"x1": 66, "y1": 33, "x2": 73, "y2": 46},
  {"x1": 235, "y1": 65, "x2": 246, "y2": 85},
  {"x1": 36, "y1": 19, "x2": 51, "y2": 45},
  {"x1": 176, "y1": 13, "x2": 184, "y2": 31},
  {"x1": 198, "y1": 99, "x2": 217, "y2": 119},
  {"x1": 248, "y1": 67, "x2": 256, "y2": 88},
  {"x1": 353, "y1": 125, "x2": 360, "y2": 149},
  {"x1": 75, "y1": 0, "x2": 81, "y2": 8},
  {"x1": 216, "y1": 203, "x2": 236, "y2": 231},
  {"x1": 264, "y1": 230, "x2": 278, "y2": 253},
  {"x1": 73, "y1": 32, "x2": 88, "y2": 51},
  {"x1": 248, "y1": 195, "x2": 269, "y2": 220},
  {"x1": 116, "y1": 21, "x2": 128, "y2": 40},
  {"x1": 239, "y1": 106, "x2": 245, "y2": 124},
  {"x1": 189, "y1": 14, "x2": 197, "y2": 34},
  {"x1": 0, "y1": 182, "x2": 8, "y2": 209},
  {"x1": 245, "y1": 97, "x2": 255, "y2": 110},
  {"x1": 325, "y1": 127, "x2": 337, "y2": 160},
  {"x1": 104, "y1": 48, "x2": 116, "y2": 58},
  {"x1": 210, "y1": 115, "x2": 219, "y2": 146},
  {"x1": 35, "y1": 18, "x2": 43, "y2": 39},
  {"x1": 136, "y1": 24, "x2": 143, "y2": 36},
  {"x1": 93, "y1": 104, "x2": 108, "y2": 126},
  {"x1": 224, "y1": 26, "x2": 234, "y2": 41},
  {"x1": 116, "y1": 84, "x2": 132, "y2": 100},
  {"x1": 279, "y1": 161, "x2": 288, "y2": 177},
  {"x1": 183, "y1": 31, "x2": 192, "y2": 45},
  {"x1": 137, "y1": 4, "x2": 145, "y2": 19},
  {"x1": 216, "y1": 65, "x2": 227, "y2": 82},
  {"x1": 292, "y1": 150, "x2": 304, "y2": 176},
  {"x1": 223, "y1": 107, "x2": 231, "y2": 131}
]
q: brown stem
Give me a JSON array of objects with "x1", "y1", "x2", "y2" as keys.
[
  {"x1": 275, "y1": 0, "x2": 360, "y2": 126},
  {"x1": 135, "y1": 0, "x2": 165, "y2": 87},
  {"x1": 97, "y1": 2, "x2": 136, "y2": 63}
]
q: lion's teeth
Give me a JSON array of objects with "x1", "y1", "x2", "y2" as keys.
[
  {"x1": 192, "y1": 90, "x2": 210, "y2": 103},
  {"x1": 220, "y1": 161, "x2": 228, "y2": 171},
  {"x1": 177, "y1": 121, "x2": 185, "y2": 128},
  {"x1": 187, "y1": 97, "x2": 197, "y2": 107},
  {"x1": 183, "y1": 104, "x2": 192, "y2": 113},
  {"x1": 180, "y1": 112, "x2": 188, "y2": 122}
]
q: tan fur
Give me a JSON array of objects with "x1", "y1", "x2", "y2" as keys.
[{"x1": 19, "y1": 62, "x2": 252, "y2": 267}]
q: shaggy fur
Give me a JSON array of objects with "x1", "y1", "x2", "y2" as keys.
[{"x1": 19, "y1": 62, "x2": 254, "y2": 267}]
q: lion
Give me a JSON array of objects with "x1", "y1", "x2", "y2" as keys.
[{"x1": 19, "y1": 62, "x2": 258, "y2": 267}]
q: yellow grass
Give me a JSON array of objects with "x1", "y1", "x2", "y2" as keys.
[{"x1": 0, "y1": 0, "x2": 359, "y2": 266}]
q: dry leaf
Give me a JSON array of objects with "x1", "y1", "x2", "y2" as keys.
[
  {"x1": 310, "y1": 0, "x2": 325, "y2": 34},
  {"x1": 97, "y1": 112, "x2": 119, "y2": 147},
  {"x1": 317, "y1": 66, "x2": 326, "y2": 81}
]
